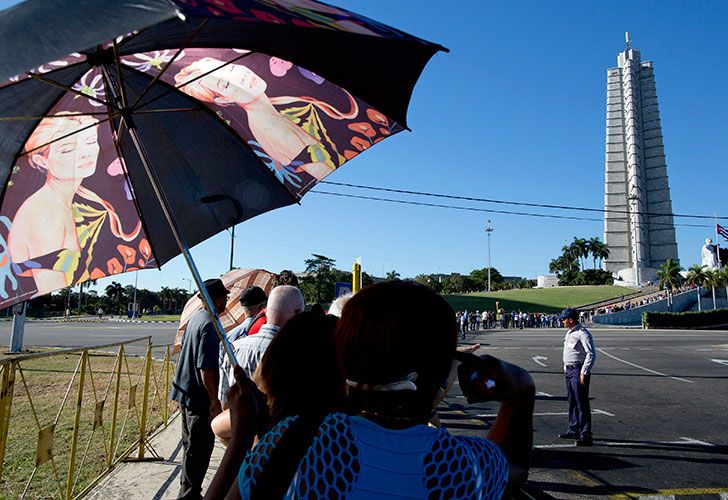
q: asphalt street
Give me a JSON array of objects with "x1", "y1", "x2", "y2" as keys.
[
  {"x1": 445, "y1": 327, "x2": 728, "y2": 499},
  {"x1": 2, "y1": 321, "x2": 728, "y2": 498}
]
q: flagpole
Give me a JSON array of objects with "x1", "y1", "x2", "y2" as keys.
[{"x1": 716, "y1": 212, "x2": 722, "y2": 270}]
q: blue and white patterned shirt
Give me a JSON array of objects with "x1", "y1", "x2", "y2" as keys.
[{"x1": 238, "y1": 412, "x2": 509, "y2": 499}]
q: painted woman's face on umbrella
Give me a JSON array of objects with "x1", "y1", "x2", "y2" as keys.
[
  {"x1": 33, "y1": 121, "x2": 99, "y2": 181},
  {"x1": 178, "y1": 58, "x2": 268, "y2": 106}
]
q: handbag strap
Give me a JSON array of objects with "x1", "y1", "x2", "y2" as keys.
[{"x1": 250, "y1": 414, "x2": 325, "y2": 499}]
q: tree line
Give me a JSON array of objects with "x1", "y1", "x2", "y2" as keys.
[{"x1": 548, "y1": 237, "x2": 612, "y2": 286}]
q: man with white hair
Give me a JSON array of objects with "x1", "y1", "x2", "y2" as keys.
[
  {"x1": 328, "y1": 292, "x2": 352, "y2": 318},
  {"x1": 229, "y1": 285, "x2": 304, "y2": 383}
]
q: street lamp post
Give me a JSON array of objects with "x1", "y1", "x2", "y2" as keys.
[
  {"x1": 132, "y1": 270, "x2": 139, "y2": 318},
  {"x1": 183, "y1": 278, "x2": 192, "y2": 295},
  {"x1": 485, "y1": 221, "x2": 494, "y2": 292}
]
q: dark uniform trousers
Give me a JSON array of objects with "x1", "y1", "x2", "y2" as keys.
[
  {"x1": 565, "y1": 365, "x2": 592, "y2": 439},
  {"x1": 177, "y1": 406, "x2": 214, "y2": 500}
]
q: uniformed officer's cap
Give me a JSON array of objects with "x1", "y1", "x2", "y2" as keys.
[{"x1": 558, "y1": 308, "x2": 579, "y2": 320}]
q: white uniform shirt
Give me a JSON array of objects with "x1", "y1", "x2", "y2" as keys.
[{"x1": 562, "y1": 323, "x2": 596, "y2": 375}]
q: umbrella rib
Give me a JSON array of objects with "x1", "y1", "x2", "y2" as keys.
[
  {"x1": 28, "y1": 73, "x2": 117, "y2": 110},
  {"x1": 135, "y1": 51, "x2": 254, "y2": 111},
  {"x1": 17, "y1": 116, "x2": 114, "y2": 157},
  {"x1": 112, "y1": 40, "x2": 130, "y2": 108},
  {"x1": 129, "y1": 19, "x2": 209, "y2": 110},
  {"x1": 0, "y1": 111, "x2": 110, "y2": 122}
]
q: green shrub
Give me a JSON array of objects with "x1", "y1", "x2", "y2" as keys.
[{"x1": 643, "y1": 309, "x2": 728, "y2": 329}]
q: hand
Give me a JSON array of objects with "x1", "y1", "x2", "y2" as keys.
[
  {"x1": 579, "y1": 373, "x2": 588, "y2": 385},
  {"x1": 455, "y1": 352, "x2": 534, "y2": 404},
  {"x1": 457, "y1": 343, "x2": 481, "y2": 354}
]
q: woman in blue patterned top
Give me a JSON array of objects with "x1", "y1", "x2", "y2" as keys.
[{"x1": 211, "y1": 281, "x2": 534, "y2": 499}]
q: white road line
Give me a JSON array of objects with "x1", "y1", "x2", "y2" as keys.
[
  {"x1": 475, "y1": 410, "x2": 615, "y2": 418},
  {"x1": 536, "y1": 391, "x2": 553, "y2": 397},
  {"x1": 597, "y1": 348, "x2": 694, "y2": 383},
  {"x1": 710, "y1": 358, "x2": 728, "y2": 367},
  {"x1": 537, "y1": 437, "x2": 714, "y2": 450},
  {"x1": 531, "y1": 356, "x2": 548, "y2": 367},
  {"x1": 534, "y1": 443, "x2": 576, "y2": 449}
]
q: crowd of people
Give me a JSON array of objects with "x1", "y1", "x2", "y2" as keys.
[
  {"x1": 593, "y1": 284, "x2": 698, "y2": 315},
  {"x1": 456, "y1": 309, "x2": 564, "y2": 333},
  {"x1": 171, "y1": 273, "x2": 535, "y2": 500}
]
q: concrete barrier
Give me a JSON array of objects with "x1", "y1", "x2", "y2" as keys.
[{"x1": 592, "y1": 289, "x2": 706, "y2": 326}]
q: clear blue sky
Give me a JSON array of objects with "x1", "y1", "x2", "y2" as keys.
[{"x1": 2, "y1": 0, "x2": 728, "y2": 294}]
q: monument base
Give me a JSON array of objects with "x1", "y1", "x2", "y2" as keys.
[{"x1": 614, "y1": 267, "x2": 659, "y2": 287}]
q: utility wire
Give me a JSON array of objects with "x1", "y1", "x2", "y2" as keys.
[
  {"x1": 320, "y1": 181, "x2": 727, "y2": 221},
  {"x1": 311, "y1": 190, "x2": 714, "y2": 228}
]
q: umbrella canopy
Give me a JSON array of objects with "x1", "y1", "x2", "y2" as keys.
[
  {"x1": 176, "y1": 267, "x2": 276, "y2": 346},
  {"x1": 0, "y1": 0, "x2": 445, "y2": 311}
]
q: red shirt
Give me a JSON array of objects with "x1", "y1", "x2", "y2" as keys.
[{"x1": 247, "y1": 308, "x2": 266, "y2": 336}]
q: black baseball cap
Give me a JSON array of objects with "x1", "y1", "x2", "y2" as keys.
[
  {"x1": 239, "y1": 286, "x2": 267, "y2": 307},
  {"x1": 558, "y1": 308, "x2": 579, "y2": 320},
  {"x1": 202, "y1": 278, "x2": 229, "y2": 299}
]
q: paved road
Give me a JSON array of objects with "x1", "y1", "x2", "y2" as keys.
[
  {"x1": 444, "y1": 327, "x2": 728, "y2": 499},
  {"x1": 0, "y1": 320, "x2": 178, "y2": 356},
  {"x1": 3, "y1": 322, "x2": 728, "y2": 498}
]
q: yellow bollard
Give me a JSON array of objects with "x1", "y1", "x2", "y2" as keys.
[
  {"x1": 137, "y1": 343, "x2": 152, "y2": 459},
  {"x1": 0, "y1": 361, "x2": 17, "y2": 483},
  {"x1": 107, "y1": 346, "x2": 124, "y2": 468},
  {"x1": 67, "y1": 351, "x2": 88, "y2": 499},
  {"x1": 163, "y1": 345, "x2": 170, "y2": 426},
  {"x1": 352, "y1": 262, "x2": 361, "y2": 293}
]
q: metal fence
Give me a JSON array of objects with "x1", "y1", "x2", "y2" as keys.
[{"x1": 0, "y1": 337, "x2": 177, "y2": 499}]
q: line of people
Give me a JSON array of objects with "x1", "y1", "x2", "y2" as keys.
[
  {"x1": 171, "y1": 277, "x2": 535, "y2": 499},
  {"x1": 457, "y1": 309, "x2": 563, "y2": 335}
]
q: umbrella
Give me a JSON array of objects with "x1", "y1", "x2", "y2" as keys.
[
  {"x1": 0, "y1": 0, "x2": 446, "y2": 359},
  {"x1": 175, "y1": 267, "x2": 276, "y2": 349}
]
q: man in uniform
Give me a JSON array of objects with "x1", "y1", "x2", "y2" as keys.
[
  {"x1": 170, "y1": 278, "x2": 229, "y2": 499},
  {"x1": 558, "y1": 308, "x2": 596, "y2": 447}
]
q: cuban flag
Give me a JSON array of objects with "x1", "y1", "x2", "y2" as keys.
[{"x1": 718, "y1": 224, "x2": 728, "y2": 242}]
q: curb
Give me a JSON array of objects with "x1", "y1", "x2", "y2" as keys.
[{"x1": 109, "y1": 319, "x2": 178, "y2": 324}]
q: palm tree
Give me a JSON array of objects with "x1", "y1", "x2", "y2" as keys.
[
  {"x1": 721, "y1": 266, "x2": 728, "y2": 305},
  {"x1": 705, "y1": 269, "x2": 723, "y2": 310},
  {"x1": 657, "y1": 259, "x2": 683, "y2": 291},
  {"x1": 588, "y1": 237, "x2": 602, "y2": 269},
  {"x1": 571, "y1": 238, "x2": 589, "y2": 271},
  {"x1": 592, "y1": 240, "x2": 610, "y2": 269},
  {"x1": 385, "y1": 270, "x2": 401, "y2": 281},
  {"x1": 685, "y1": 265, "x2": 706, "y2": 312},
  {"x1": 104, "y1": 281, "x2": 124, "y2": 313}
]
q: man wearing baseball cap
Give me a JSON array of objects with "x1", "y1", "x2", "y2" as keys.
[
  {"x1": 170, "y1": 278, "x2": 229, "y2": 499},
  {"x1": 558, "y1": 308, "x2": 596, "y2": 447}
]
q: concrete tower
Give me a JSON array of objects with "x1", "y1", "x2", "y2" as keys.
[{"x1": 603, "y1": 33, "x2": 678, "y2": 286}]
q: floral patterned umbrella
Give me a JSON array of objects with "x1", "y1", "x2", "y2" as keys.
[{"x1": 0, "y1": 0, "x2": 445, "y2": 355}]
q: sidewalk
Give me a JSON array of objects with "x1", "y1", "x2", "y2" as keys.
[{"x1": 86, "y1": 412, "x2": 226, "y2": 499}]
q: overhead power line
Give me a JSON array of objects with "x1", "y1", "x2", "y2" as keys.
[
  {"x1": 312, "y1": 190, "x2": 714, "y2": 228},
  {"x1": 320, "y1": 181, "x2": 727, "y2": 222}
]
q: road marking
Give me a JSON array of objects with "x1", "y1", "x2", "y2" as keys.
[
  {"x1": 597, "y1": 348, "x2": 694, "y2": 383},
  {"x1": 667, "y1": 436, "x2": 715, "y2": 446},
  {"x1": 476, "y1": 409, "x2": 614, "y2": 418},
  {"x1": 710, "y1": 358, "x2": 728, "y2": 367},
  {"x1": 536, "y1": 391, "x2": 553, "y2": 397},
  {"x1": 610, "y1": 487, "x2": 728, "y2": 499},
  {"x1": 531, "y1": 356, "x2": 548, "y2": 367}
]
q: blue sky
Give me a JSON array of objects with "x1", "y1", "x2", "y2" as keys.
[{"x1": 2, "y1": 0, "x2": 727, "y2": 293}]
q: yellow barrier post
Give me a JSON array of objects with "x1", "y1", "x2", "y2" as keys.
[
  {"x1": 107, "y1": 346, "x2": 124, "y2": 468},
  {"x1": 352, "y1": 262, "x2": 361, "y2": 293},
  {"x1": 0, "y1": 361, "x2": 16, "y2": 482},
  {"x1": 67, "y1": 351, "x2": 88, "y2": 500},
  {"x1": 163, "y1": 345, "x2": 170, "y2": 426},
  {"x1": 137, "y1": 343, "x2": 152, "y2": 459}
]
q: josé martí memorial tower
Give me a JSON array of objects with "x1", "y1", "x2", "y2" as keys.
[{"x1": 603, "y1": 34, "x2": 679, "y2": 286}]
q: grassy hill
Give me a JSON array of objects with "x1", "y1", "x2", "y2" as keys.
[{"x1": 444, "y1": 285, "x2": 635, "y2": 313}]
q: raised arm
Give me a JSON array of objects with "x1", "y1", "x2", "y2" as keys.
[{"x1": 456, "y1": 352, "x2": 535, "y2": 494}]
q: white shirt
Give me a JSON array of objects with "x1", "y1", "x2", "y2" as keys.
[
  {"x1": 227, "y1": 324, "x2": 280, "y2": 390},
  {"x1": 562, "y1": 323, "x2": 596, "y2": 375}
]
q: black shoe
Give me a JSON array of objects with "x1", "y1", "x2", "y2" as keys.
[
  {"x1": 575, "y1": 437, "x2": 593, "y2": 447},
  {"x1": 558, "y1": 432, "x2": 578, "y2": 439}
]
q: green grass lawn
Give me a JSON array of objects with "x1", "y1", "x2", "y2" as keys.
[
  {"x1": 136, "y1": 315, "x2": 181, "y2": 322},
  {"x1": 444, "y1": 285, "x2": 635, "y2": 313},
  {"x1": 0, "y1": 348, "x2": 173, "y2": 499}
]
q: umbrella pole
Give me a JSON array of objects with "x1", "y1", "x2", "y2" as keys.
[
  {"x1": 100, "y1": 65, "x2": 237, "y2": 366},
  {"x1": 127, "y1": 126, "x2": 237, "y2": 365}
]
